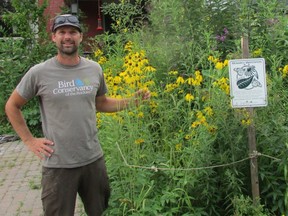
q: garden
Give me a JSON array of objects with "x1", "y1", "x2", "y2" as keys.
[{"x1": 0, "y1": 0, "x2": 288, "y2": 215}]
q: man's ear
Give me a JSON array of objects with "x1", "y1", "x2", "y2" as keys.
[{"x1": 51, "y1": 33, "x2": 56, "y2": 42}]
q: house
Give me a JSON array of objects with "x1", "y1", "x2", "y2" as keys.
[
  {"x1": 38, "y1": 0, "x2": 114, "y2": 38},
  {"x1": 38, "y1": 0, "x2": 115, "y2": 52},
  {"x1": 0, "y1": 0, "x2": 115, "y2": 52}
]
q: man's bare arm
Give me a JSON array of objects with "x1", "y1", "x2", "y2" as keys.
[
  {"x1": 5, "y1": 90, "x2": 54, "y2": 159},
  {"x1": 96, "y1": 89, "x2": 151, "y2": 113}
]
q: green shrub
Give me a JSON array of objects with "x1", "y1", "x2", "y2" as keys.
[{"x1": 0, "y1": 0, "x2": 56, "y2": 135}]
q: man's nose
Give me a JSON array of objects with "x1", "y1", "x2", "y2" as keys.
[{"x1": 63, "y1": 33, "x2": 72, "y2": 39}]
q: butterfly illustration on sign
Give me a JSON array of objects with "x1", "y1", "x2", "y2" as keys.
[{"x1": 234, "y1": 64, "x2": 262, "y2": 90}]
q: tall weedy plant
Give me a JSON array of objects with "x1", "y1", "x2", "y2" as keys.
[{"x1": 92, "y1": 0, "x2": 288, "y2": 215}]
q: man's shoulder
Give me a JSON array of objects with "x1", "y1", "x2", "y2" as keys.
[
  {"x1": 29, "y1": 57, "x2": 55, "y2": 72},
  {"x1": 80, "y1": 57, "x2": 101, "y2": 68}
]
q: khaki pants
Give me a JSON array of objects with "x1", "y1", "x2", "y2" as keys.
[{"x1": 41, "y1": 157, "x2": 110, "y2": 216}]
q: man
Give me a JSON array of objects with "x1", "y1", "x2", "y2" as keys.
[{"x1": 5, "y1": 14, "x2": 150, "y2": 216}]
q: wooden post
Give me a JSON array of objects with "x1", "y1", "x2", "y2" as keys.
[{"x1": 241, "y1": 35, "x2": 260, "y2": 204}]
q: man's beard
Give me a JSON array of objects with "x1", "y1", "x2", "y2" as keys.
[{"x1": 58, "y1": 43, "x2": 78, "y2": 56}]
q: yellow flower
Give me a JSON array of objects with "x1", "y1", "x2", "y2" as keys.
[
  {"x1": 140, "y1": 50, "x2": 146, "y2": 57},
  {"x1": 144, "y1": 80, "x2": 155, "y2": 87},
  {"x1": 119, "y1": 71, "x2": 127, "y2": 77},
  {"x1": 175, "y1": 143, "x2": 182, "y2": 151},
  {"x1": 196, "y1": 111, "x2": 206, "y2": 124},
  {"x1": 168, "y1": 70, "x2": 178, "y2": 75},
  {"x1": 132, "y1": 65, "x2": 142, "y2": 74},
  {"x1": 201, "y1": 95, "x2": 207, "y2": 101},
  {"x1": 98, "y1": 56, "x2": 107, "y2": 65},
  {"x1": 185, "y1": 93, "x2": 194, "y2": 102},
  {"x1": 213, "y1": 58, "x2": 219, "y2": 64},
  {"x1": 282, "y1": 65, "x2": 288, "y2": 77},
  {"x1": 208, "y1": 126, "x2": 217, "y2": 134},
  {"x1": 241, "y1": 119, "x2": 251, "y2": 126},
  {"x1": 150, "y1": 91, "x2": 158, "y2": 97},
  {"x1": 194, "y1": 70, "x2": 203, "y2": 86},
  {"x1": 113, "y1": 76, "x2": 122, "y2": 84},
  {"x1": 215, "y1": 61, "x2": 224, "y2": 70},
  {"x1": 165, "y1": 83, "x2": 178, "y2": 92},
  {"x1": 96, "y1": 113, "x2": 102, "y2": 128},
  {"x1": 140, "y1": 58, "x2": 149, "y2": 67},
  {"x1": 124, "y1": 41, "x2": 133, "y2": 51},
  {"x1": 135, "y1": 138, "x2": 145, "y2": 145},
  {"x1": 213, "y1": 77, "x2": 230, "y2": 95},
  {"x1": 252, "y1": 48, "x2": 262, "y2": 57},
  {"x1": 94, "y1": 49, "x2": 103, "y2": 57},
  {"x1": 186, "y1": 77, "x2": 194, "y2": 85},
  {"x1": 149, "y1": 101, "x2": 158, "y2": 113},
  {"x1": 191, "y1": 121, "x2": 200, "y2": 128},
  {"x1": 128, "y1": 111, "x2": 134, "y2": 116},
  {"x1": 196, "y1": 111, "x2": 204, "y2": 119},
  {"x1": 176, "y1": 76, "x2": 185, "y2": 85},
  {"x1": 185, "y1": 134, "x2": 191, "y2": 140},
  {"x1": 137, "y1": 112, "x2": 144, "y2": 118},
  {"x1": 204, "y1": 106, "x2": 213, "y2": 116},
  {"x1": 208, "y1": 55, "x2": 214, "y2": 62},
  {"x1": 144, "y1": 65, "x2": 156, "y2": 72}
]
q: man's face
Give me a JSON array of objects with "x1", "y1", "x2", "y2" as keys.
[{"x1": 52, "y1": 26, "x2": 83, "y2": 56}]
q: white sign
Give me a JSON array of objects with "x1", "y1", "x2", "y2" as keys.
[{"x1": 228, "y1": 58, "x2": 267, "y2": 108}]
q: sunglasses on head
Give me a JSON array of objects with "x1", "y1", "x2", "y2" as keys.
[{"x1": 54, "y1": 15, "x2": 80, "y2": 25}]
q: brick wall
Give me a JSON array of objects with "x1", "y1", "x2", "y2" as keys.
[{"x1": 38, "y1": 0, "x2": 65, "y2": 31}]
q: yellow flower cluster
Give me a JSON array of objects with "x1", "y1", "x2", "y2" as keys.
[
  {"x1": 164, "y1": 70, "x2": 203, "y2": 103},
  {"x1": 236, "y1": 109, "x2": 252, "y2": 126},
  {"x1": 252, "y1": 48, "x2": 262, "y2": 57},
  {"x1": 208, "y1": 55, "x2": 229, "y2": 70},
  {"x1": 241, "y1": 119, "x2": 251, "y2": 126},
  {"x1": 165, "y1": 83, "x2": 179, "y2": 92},
  {"x1": 94, "y1": 41, "x2": 158, "y2": 124},
  {"x1": 190, "y1": 107, "x2": 216, "y2": 133},
  {"x1": 100, "y1": 43, "x2": 157, "y2": 98},
  {"x1": 186, "y1": 70, "x2": 203, "y2": 86},
  {"x1": 94, "y1": 49, "x2": 107, "y2": 64},
  {"x1": 213, "y1": 77, "x2": 230, "y2": 95},
  {"x1": 191, "y1": 110, "x2": 207, "y2": 128},
  {"x1": 279, "y1": 65, "x2": 288, "y2": 78},
  {"x1": 94, "y1": 49, "x2": 103, "y2": 57}
]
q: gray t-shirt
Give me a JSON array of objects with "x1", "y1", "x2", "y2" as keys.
[{"x1": 16, "y1": 56, "x2": 107, "y2": 168}]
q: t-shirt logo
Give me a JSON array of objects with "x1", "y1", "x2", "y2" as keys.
[{"x1": 53, "y1": 79, "x2": 94, "y2": 96}]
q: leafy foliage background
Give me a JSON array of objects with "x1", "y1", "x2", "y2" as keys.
[{"x1": 0, "y1": 0, "x2": 287, "y2": 215}]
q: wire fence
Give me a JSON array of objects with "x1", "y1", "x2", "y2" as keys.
[{"x1": 115, "y1": 142, "x2": 281, "y2": 172}]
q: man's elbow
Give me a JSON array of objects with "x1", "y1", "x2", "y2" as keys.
[
  {"x1": 5, "y1": 93, "x2": 25, "y2": 116},
  {"x1": 5, "y1": 99, "x2": 15, "y2": 117}
]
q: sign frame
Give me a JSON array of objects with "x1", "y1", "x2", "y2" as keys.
[{"x1": 228, "y1": 58, "x2": 267, "y2": 108}]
